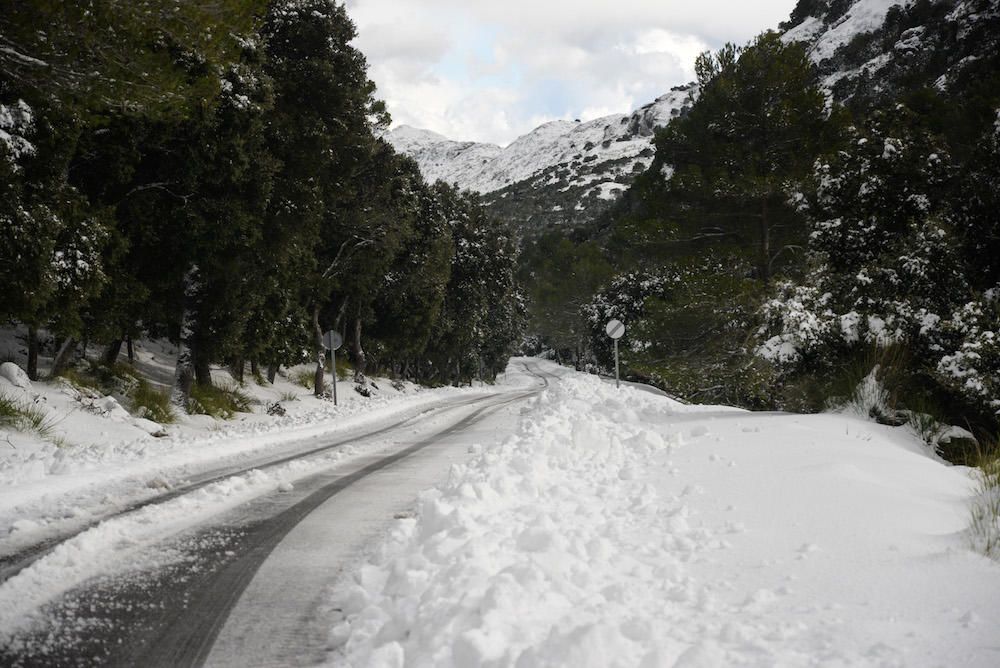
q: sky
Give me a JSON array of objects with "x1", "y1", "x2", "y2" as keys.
[{"x1": 344, "y1": 0, "x2": 800, "y2": 146}]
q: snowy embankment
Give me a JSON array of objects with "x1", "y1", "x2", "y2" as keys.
[{"x1": 331, "y1": 361, "x2": 999, "y2": 667}]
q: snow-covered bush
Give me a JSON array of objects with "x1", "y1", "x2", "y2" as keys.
[
  {"x1": 756, "y1": 106, "x2": 981, "y2": 400},
  {"x1": 757, "y1": 284, "x2": 837, "y2": 365},
  {"x1": 935, "y1": 295, "x2": 1000, "y2": 412},
  {"x1": 582, "y1": 268, "x2": 679, "y2": 370},
  {"x1": 753, "y1": 104, "x2": 1000, "y2": 425},
  {"x1": 0, "y1": 100, "x2": 36, "y2": 169}
]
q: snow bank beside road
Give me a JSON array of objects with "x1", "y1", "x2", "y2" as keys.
[{"x1": 331, "y1": 362, "x2": 1000, "y2": 667}]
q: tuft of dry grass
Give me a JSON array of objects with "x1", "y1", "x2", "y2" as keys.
[
  {"x1": 970, "y1": 443, "x2": 1000, "y2": 559},
  {"x1": 0, "y1": 392, "x2": 58, "y2": 441}
]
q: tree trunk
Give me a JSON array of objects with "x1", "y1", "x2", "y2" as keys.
[
  {"x1": 312, "y1": 304, "x2": 326, "y2": 397},
  {"x1": 350, "y1": 316, "x2": 366, "y2": 384},
  {"x1": 250, "y1": 359, "x2": 259, "y2": 380},
  {"x1": 26, "y1": 325, "x2": 39, "y2": 381},
  {"x1": 194, "y1": 351, "x2": 212, "y2": 387},
  {"x1": 126, "y1": 336, "x2": 135, "y2": 363},
  {"x1": 760, "y1": 197, "x2": 771, "y2": 287},
  {"x1": 104, "y1": 337, "x2": 124, "y2": 366},
  {"x1": 173, "y1": 278, "x2": 196, "y2": 408},
  {"x1": 267, "y1": 363, "x2": 278, "y2": 384},
  {"x1": 173, "y1": 336, "x2": 194, "y2": 410},
  {"x1": 50, "y1": 337, "x2": 78, "y2": 378},
  {"x1": 231, "y1": 358, "x2": 244, "y2": 384}
]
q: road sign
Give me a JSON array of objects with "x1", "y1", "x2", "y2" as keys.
[
  {"x1": 323, "y1": 330, "x2": 343, "y2": 351},
  {"x1": 606, "y1": 319, "x2": 626, "y2": 340},
  {"x1": 323, "y1": 331, "x2": 342, "y2": 405},
  {"x1": 606, "y1": 319, "x2": 625, "y2": 388}
]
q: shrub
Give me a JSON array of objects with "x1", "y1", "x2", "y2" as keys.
[
  {"x1": 188, "y1": 383, "x2": 254, "y2": 419},
  {"x1": 130, "y1": 379, "x2": 176, "y2": 424},
  {"x1": 57, "y1": 361, "x2": 140, "y2": 397},
  {"x1": 293, "y1": 369, "x2": 315, "y2": 390},
  {"x1": 970, "y1": 444, "x2": 1000, "y2": 559},
  {"x1": 0, "y1": 392, "x2": 57, "y2": 439}
]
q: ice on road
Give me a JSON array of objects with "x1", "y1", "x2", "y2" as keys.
[{"x1": 331, "y1": 358, "x2": 1000, "y2": 667}]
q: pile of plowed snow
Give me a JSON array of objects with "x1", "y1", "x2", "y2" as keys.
[{"x1": 329, "y1": 362, "x2": 1000, "y2": 667}]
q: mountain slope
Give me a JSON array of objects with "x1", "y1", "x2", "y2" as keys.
[
  {"x1": 781, "y1": 0, "x2": 1000, "y2": 109},
  {"x1": 385, "y1": 85, "x2": 697, "y2": 233}
]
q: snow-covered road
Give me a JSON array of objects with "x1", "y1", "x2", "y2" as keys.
[
  {"x1": 333, "y1": 360, "x2": 1000, "y2": 668},
  {"x1": 2, "y1": 359, "x2": 999, "y2": 667},
  {"x1": 0, "y1": 363, "x2": 553, "y2": 665}
]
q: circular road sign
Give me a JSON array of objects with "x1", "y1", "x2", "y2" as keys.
[
  {"x1": 605, "y1": 319, "x2": 626, "y2": 340},
  {"x1": 323, "y1": 330, "x2": 343, "y2": 351}
]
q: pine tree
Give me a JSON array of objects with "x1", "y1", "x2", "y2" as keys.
[{"x1": 653, "y1": 31, "x2": 835, "y2": 285}]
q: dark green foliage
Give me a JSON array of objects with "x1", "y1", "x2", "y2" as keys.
[
  {"x1": 520, "y1": 233, "x2": 613, "y2": 367},
  {"x1": 1, "y1": 0, "x2": 524, "y2": 410},
  {"x1": 0, "y1": 0, "x2": 265, "y2": 119},
  {"x1": 188, "y1": 383, "x2": 254, "y2": 419},
  {"x1": 644, "y1": 32, "x2": 835, "y2": 286},
  {"x1": 423, "y1": 187, "x2": 524, "y2": 384}
]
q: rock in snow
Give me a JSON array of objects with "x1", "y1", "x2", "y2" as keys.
[{"x1": 0, "y1": 362, "x2": 31, "y2": 389}]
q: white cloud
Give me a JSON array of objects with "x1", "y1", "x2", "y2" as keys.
[{"x1": 345, "y1": 0, "x2": 798, "y2": 145}]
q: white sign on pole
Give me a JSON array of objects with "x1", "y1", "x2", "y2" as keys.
[
  {"x1": 323, "y1": 330, "x2": 343, "y2": 351},
  {"x1": 605, "y1": 319, "x2": 625, "y2": 339},
  {"x1": 323, "y1": 331, "x2": 342, "y2": 405},
  {"x1": 605, "y1": 320, "x2": 626, "y2": 388}
]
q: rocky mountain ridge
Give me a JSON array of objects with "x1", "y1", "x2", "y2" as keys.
[{"x1": 385, "y1": 85, "x2": 697, "y2": 233}]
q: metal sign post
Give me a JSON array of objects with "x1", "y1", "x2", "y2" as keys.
[
  {"x1": 605, "y1": 319, "x2": 626, "y2": 389},
  {"x1": 323, "y1": 330, "x2": 343, "y2": 405}
]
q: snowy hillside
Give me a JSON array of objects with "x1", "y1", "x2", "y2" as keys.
[
  {"x1": 387, "y1": 87, "x2": 694, "y2": 196},
  {"x1": 385, "y1": 126, "x2": 502, "y2": 191},
  {"x1": 781, "y1": 0, "x2": 1000, "y2": 102},
  {"x1": 385, "y1": 86, "x2": 697, "y2": 232},
  {"x1": 386, "y1": 0, "x2": 999, "y2": 236}
]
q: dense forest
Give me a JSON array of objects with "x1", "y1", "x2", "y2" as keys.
[
  {"x1": 0, "y1": 0, "x2": 524, "y2": 410},
  {"x1": 522, "y1": 0, "x2": 1000, "y2": 461}
]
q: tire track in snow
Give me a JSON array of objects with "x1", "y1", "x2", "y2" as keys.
[
  {"x1": 0, "y1": 391, "x2": 523, "y2": 584},
  {"x1": 142, "y1": 389, "x2": 539, "y2": 667}
]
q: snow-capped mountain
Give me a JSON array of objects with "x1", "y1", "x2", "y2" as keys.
[
  {"x1": 385, "y1": 126, "x2": 502, "y2": 191},
  {"x1": 386, "y1": 85, "x2": 697, "y2": 232}
]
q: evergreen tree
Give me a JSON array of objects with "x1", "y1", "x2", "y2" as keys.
[
  {"x1": 521, "y1": 233, "x2": 613, "y2": 367},
  {"x1": 652, "y1": 31, "x2": 834, "y2": 285},
  {"x1": 368, "y1": 177, "x2": 455, "y2": 378},
  {"x1": 0, "y1": 99, "x2": 110, "y2": 379}
]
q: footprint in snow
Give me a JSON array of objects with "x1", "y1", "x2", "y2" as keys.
[{"x1": 796, "y1": 543, "x2": 820, "y2": 559}]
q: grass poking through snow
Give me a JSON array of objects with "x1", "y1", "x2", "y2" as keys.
[
  {"x1": 130, "y1": 379, "x2": 176, "y2": 424},
  {"x1": 188, "y1": 383, "x2": 254, "y2": 419},
  {"x1": 0, "y1": 392, "x2": 58, "y2": 441},
  {"x1": 970, "y1": 444, "x2": 1000, "y2": 559}
]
